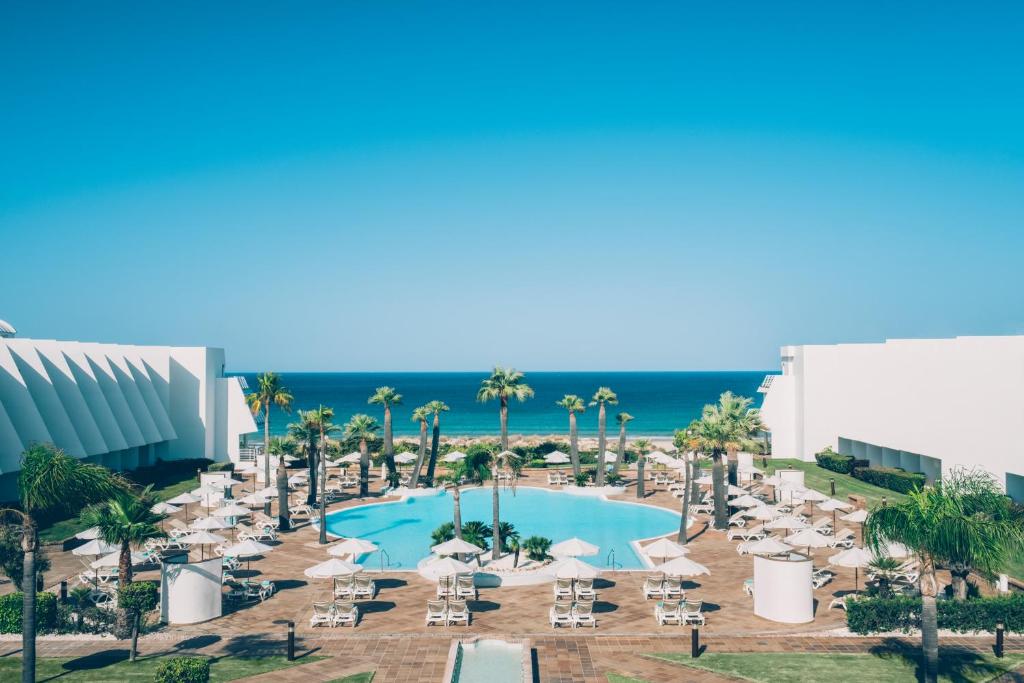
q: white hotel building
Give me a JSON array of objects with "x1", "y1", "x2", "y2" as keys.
[
  {"x1": 0, "y1": 334, "x2": 257, "y2": 501},
  {"x1": 759, "y1": 335, "x2": 1024, "y2": 502}
]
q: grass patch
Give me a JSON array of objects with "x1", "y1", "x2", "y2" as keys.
[
  {"x1": 606, "y1": 674, "x2": 650, "y2": 683},
  {"x1": 767, "y1": 458, "x2": 908, "y2": 508},
  {"x1": 652, "y1": 650, "x2": 1024, "y2": 683},
  {"x1": 328, "y1": 674, "x2": 375, "y2": 683},
  {"x1": 0, "y1": 654, "x2": 324, "y2": 681}
]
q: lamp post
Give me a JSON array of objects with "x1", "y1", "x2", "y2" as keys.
[{"x1": 829, "y1": 478, "x2": 836, "y2": 496}]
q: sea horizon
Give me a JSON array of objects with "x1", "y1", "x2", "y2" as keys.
[{"x1": 231, "y1": 370, "x2": 774, "y2": 438}]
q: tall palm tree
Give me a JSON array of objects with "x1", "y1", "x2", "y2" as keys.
[
  {"x1": 423, "y1": 401, "x2": 450, "y2": 486},
  {"x1": 344, "y1": 414, "x2": 381, "y2": 497},
  {"x1": 615, "y1": 412, "x2": 634, "y2": 473},
  {"x1": 556, "y1": 395, "x2": 586, "y2": 477},
  {"x1": 866, "y1": 469, "x2": 1024, "y2": 683},
  {"x1": 267, "y1": 436, "x2": 297, "y2": 530},
  {"x1": 589, "y1": 387, "x2": 618, "y2": 486},
  {"x1": 369, "y1": 387, "x2": 402, "y2": 480},
  {"x1": 246, "y1": 372, "x2": 293, "y2": 516},
  {"x1": 489, "y1": 449, "x2": 520, "y2": 561},
  {"x1": 1, "y1": 445, "x2": 121, "y2": 683},
  {"x1": 409, "y1": 406, "x2": 430, "y2": 488},
  {"x1": 672, "y1": 430, "x2": 693, "y2": 543},
  {"x1": 633, "y1": 438, "x2": 651, "y2": 499},
  {"x1": 308, "y1": 405, "x2": 339, "y2": 544},
  {"x1": 477, "y1": 367, "x2": 534, "y2": 452},
  {"x1": 288, "y1": 411, "x2": 321, "y2": 505}
]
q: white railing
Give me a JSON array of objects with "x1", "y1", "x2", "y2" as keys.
[{"x1": 757, "y1": 375, "x2": 776, "y2": 393}]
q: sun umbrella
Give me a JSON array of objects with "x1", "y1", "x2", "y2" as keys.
[
  {"x1": 151, "y1": 502, "x2": 180, "y2": 515},
  {"x1": 239, "y1": 493, "x2": 269, "y2": 506},
  {"x1": 841, "y1": 508, "x2": 870, "y2": 544},
  {"x1": 256, "y1": 486, "x2": 279, "y2": 498},
  {"x1": 75, "y1": 526, "x2": 101, "y2": 541},
  {"x1": 431, "y1": 538, "x2": 485, "y2": 556},
  {"x1": 784, "y1": 528, "x2": 834, "y2": 553},
  {"x1": 287, "y1": 474, "x2": 308, "y2": 486},
  {"x1": 694, "y1": 475, "x2": 714, "y2": 486},
  {"x1": 877, "y1": 541, "x2": 911, "y2": 559},
  {"x1": 328, "y1": 538, "x2": 379, "y2": 559},
  {"x1": 601, "y1": 451, "x2": 618, "y2": 462},
  {"x1": 214, "y1": 503, "x2": 251, "y2": 518},
  {"x1": 551, "y1": 557, "x2": 600, "y2": 580},
  {"x1": 179, "y1": 531, "x2": 227, "y2": 560},
  {"x1": 766, "y1": 515, "x2": 809, "y2": 531},
  {"x1": 221, "y1": 539, "x2": 274, "y2": 573},
  {"x1": 304, "y1": 558, "x2": 363, "y2": 579},
  {"x1": 543, "y1": 451, "x2": 571, "y2": 465},
  {"x1": 743, "y1": 537, "x2": 794, "y2": 556},
  {"x1": 72, "y1": 539, "x2": 117, "y2": 556},
  {"x1": 647, "y1": 451, "x2": 669, "y2": 463},
  {"x1": 442, "y1": 451, "x2": 467, "y2": 463},
  {"x1": 730, "y1": 494, "x2": 763, "y2": 508},
  {"x1": 191, "y1": 485, "x2": 222, "y2": 508},
  {"x1": 91, "y1": 550, "x2": 149, "y2": 569},
  {"x1": 191, "y1": 517, "x2": 231, "y2": 535},
  {"x1": 828, "y1": 546, "x2": 875, "y2": 591},
  {"x1": 726, "y1": 484, "x2": 749, "y2": 496},
  {"x1": 762, "y1": 475, "x2": 784, "y2": 487},
  {"x1": 340, "y1": 451, "x2": 363, "y2": 464},
  {"x1": 426, "y1": 555, "x2": 475, "y2": 576},
  {"x1": 657, "y1": 555, "x2": 710, "y2": 578},
  {"x1": 743, "y1": 505, "x2": 779, "y2": 521},
  {"x1": 550, "y1": 537, "x2": 600, "y2": 558},
  {"x1": 210, "y1": 477, "x2": 245, "y2": 489},
  {"x1": 801, "y1": 488, "x2": 828, "y2": 502},
  {"x1": 818, "y1": 498, "x2": 852, "y2": 527},
  {"x1": 642, "y1": 537, "x2": 689, "y2": 562},
  {"x1": 167, "y1": 492, "x2": 202, "y2": 521},
  {"x1": 394, "y1": 452, "x2": 417, "y2": 464}
]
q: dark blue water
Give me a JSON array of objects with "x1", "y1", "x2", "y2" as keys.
[{"x1": 232, "y1": 371, "x2": 770, "y2": 437}]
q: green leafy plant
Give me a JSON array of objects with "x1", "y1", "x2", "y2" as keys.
[
  {"x1": 846, "y1": 594, "x2": 1024, "y2": 634},
  {"x1": 854, "y1": 466, "x2": 926, "y2": 494},
  {"x1": 154, "y1": 656, "x2": 211, "y2": 683},
  {"x1": 0, "y1": 592, "x2": 57, "y2": 634},
  {"x1": 522, "y1": 535, "x2": 552, "y2": 562},
  {"x1": 430, "y1": 522, "x2": 455, "y2": 546},
  {"x1": 460, "y1": 521, "x2": 491, "y2": 551},
  {"x1": 815, "y1": 448, "x2": 857, "y2": 474},
  {"x1": 119, "y1": 582, "x2": 159, "y2": 662}
]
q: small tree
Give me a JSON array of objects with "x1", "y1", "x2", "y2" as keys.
[
  {"x1": 118, "y1": 581, "x2": 159, "y2": 662},
  {"x1": 522, "y1": 536, "x2": 552, "y2": 562}
]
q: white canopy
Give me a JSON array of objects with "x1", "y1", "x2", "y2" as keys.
[
  {"x1": 75, "y1": 526, "x2": 101, "y2": 540},
  {"x1": 600, "y1": 450, "x2": 619, "y2": 462},
  {"x1": 340, "y1": 452, "x2": 363, "y2": 464},
  {"x1": 828, "y1": 546, "x2": 875, "y2": 568},
  {"x1": 239, "y1": 493, "x2": 269, "y2": 506},
  {"x1": 235, "y1": 463, "x2": 260, "y2": 474},
  {"x1": 543, "y1": 451, "x2": 571, "y2": 464},
  {"x1": 191, "y1": 485, "x2": 222, "y2": 497},
  {"x1": 657, "y1": 555, "x2": 710, "y2": 577},
  {"x1": 209, "y1": 477, "x2": 245, "y2": 489},
  {"x1": 550, "y1": 537, "x2": 600, "y2": 558},
  {"x1": 256, "y1": 486, "x2": 279, "y2": 499},
  {"x1": 841, "y1": 509, "x2": 869, "y2": 523},
  {"x1": 551, "y1": 557, "x2": 600, "y2": 579},
  {"x1": 743, "y1": 505, "x2": 779, "y2": 521},
  {"x1": 800, "y1": 488, "x2": 829, "y2": 502},
  {"x1": 221, "y1": 539, "x2": 274, "y2": 557},
  {"x1": 784, "y1": 528, "x2": 834, "y2": 549},
  {"x1": 287, "y1": 474, "x2": 308, "y2": 486},
  {"x1": 742, "y1": 537, "x2": 794, "y2": 556},
  {"x1": 72, "y1": 539, "x2": 117, "y2": 556},
  {"x1": 765, "y1": 515, "x2": 809, "y2": 531},
  {"x1": 694, "y1": 475, "x2": 714, "y2": 485},
  {"x1": 151, "y1": 502, "x2": 181, "y2": 515},
  {"x1": 426, "y1": 556, "x2": 475, "y2": 576},
  {"x1": 90, "y1": 550, "x2": 149, "y2": 569},
  {"x1": 167, "y1": 492, "x2": 202, "y2": 505},
  {"x1": 442, "y1": 451, "x2": 467, "y2": 463},
  {"x1": 642, "y1": 537, "x2": 689, "y2": 560},
  {"x1": 730, "y1": 494, "x2": 763, "y2": 508},
  {"x1": 191, "y1": 516, "x2": 231, "y2": 530},
  {"x1": 394, "y1": 452, "x2": 417, "y2": 464},
  {"x1": 878, "y1": 541, "x2": 911, "y2": 559},
  {"x1": 329, "y1": 538, "x2": 379, "y2": 557},
  {"x1": 762, "y1": 475, "x2": 784, "y2": 487},
  {"x1": 818, "y1": 498, "x2": 853, "y2": 512},
  {"x1": 179, "y1": 531, "x2": 227, "y2": 545},
  {"x1": 647, "y1": 451, "x2": 671, "y2": 463},
  {"x1": 304, "y1": 558, "x2": 363, "y2": 578},
  {"x1": 431, "y1": 537, "x2": 484, "y2": 556},
  {"x1": 727, "y1": 484, "x2": 750, "y2": 497},
  {"x1": 213, "y1": 504, "x2": 251, "y2": 518}
]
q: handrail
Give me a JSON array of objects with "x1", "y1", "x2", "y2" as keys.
[
  {"x1": 605, "y1": 549, "x2": 622, "y2": 570},
  {"x1": 380, "y1": 548, "x2": 397, "y2": 571}
]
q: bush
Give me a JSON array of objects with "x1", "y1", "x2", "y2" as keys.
[
  {"x1": 853, "y1": 466, "x2": 926, "y2": 494},
  {"x1": 207, "y1": 461, "x2": 235, "y2": 473},
  {"x1": 154, "y1": 657, "x2": 210, "y2": 683},
  {"x1": 846, "y1": 594, "x2": 1024, "y2": 634},
  {"x1": 119, "y1": 581, "x2": 160, "y2": 614},
  {"x1": 0, "y1": 591, "x2": 58, "y2": 633},
  {"x1": 815, "y1": 448, "x2": 856, "y2": 474}
]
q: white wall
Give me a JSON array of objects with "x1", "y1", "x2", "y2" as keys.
[{"x1": 760, "y1": 335, "x2": 1024, "y2": 499}]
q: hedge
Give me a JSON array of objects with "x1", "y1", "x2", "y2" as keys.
[
  {"x1": 154, "y1": 657, "x2": 211, "y2": 683},
  {"x1": 815, "y1": 449, "x2": 856, "y2": 474},
  {"x1": 853, "y1": 466, "x2": 926, "y2": 494},
  {"x1": 847, "y1": 594, "x2": 1024, "y2": 634},
  {"x1": 0, "y1": 592, "x2": 58, "y2": 633}
]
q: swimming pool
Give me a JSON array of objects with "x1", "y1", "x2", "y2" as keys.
[{"x1": 323, "y1": 486, "x2": 681, "y2": 569}]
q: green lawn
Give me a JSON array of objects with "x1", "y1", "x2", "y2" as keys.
[
  {"x1": 328, "y1": 674, "x2": 375, "y2": 683},
  {"x1": 606, "y1": 674, "x2": 649, "y2": 683},
  {"x1": 652, "y1": 651, "x2": 1024, "y2": 683},
  {"x1": 0, "y1": 654, "x2": 324, "y2": 682},
  {"x1": 767, "y1": 458, "x2": 908, "y2": 508}
]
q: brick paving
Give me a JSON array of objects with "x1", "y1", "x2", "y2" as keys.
[{"x1": 8, "y1": 467, "x2": 1023, "y2": 682}]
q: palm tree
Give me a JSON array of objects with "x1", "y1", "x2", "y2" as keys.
[
  {"x1": 308, "y1": 405, "x2": 339, "y2": 544},
  {"x1": 288, "y1": 411, "x2": 321, "y2": 505},
  {"x1": 409, "y1": 406, "x2": 430, "y2": 488},
  {"x1": 267, "y1": 436, "x2": 296, "y2": 530},
  {"x1": 633, "y1": 438, "x2": 651, "y2": 500},
  {"x1": 459, "y1": 521, "x2": 492, "y2": 552},
  {"x1": 81, "y1": 486, "x2": 165, "y2": 638},
  {"x1": 1, "y1": 444, "x2": 121, "y2": 683},
  {"x1": 556, "y1": 395, "x2": 586, "y2": 477},
  {"x1": 369, "y1": 387, "x2": 402, "y2": 479},
  {"x1": 437, "y1": 473, "x2": 465, "y2": 543},
  {"x1": 866, "y1": 469, "x2": 1024, "y2": 683},
  {"x1": 246, "y1": 372, "x2": 293, "y2": 516},
  {"x1": 488, "y1": 449, "x2": 520, "y2": 561},
  {"x1": 477, "y1": 367, "x2": 534, "y2": 452},
  {"x1": 615, "y1": 412, "x2": 634, "y2": 473},
  {"x1": 423, "y1": 401, "x2": 450, "y2": 486},
  {"x1": 672, "y1": 430, "x2": 694, "y2": 543},
  {"x1": 589, "y1": 387, "x2": 618, "y2": 486},
  {"x1": 344, "y1": 414, "x2": 380, "y2": 498}
]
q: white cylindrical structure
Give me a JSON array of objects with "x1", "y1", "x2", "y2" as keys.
[
  {"x1": 737, "y1": 452, "x2": 754, "y2": 470},
  {"x1": 752, "y1": 553, "x2": 814, "y2": 624},
  {"x1": 777, "y1": 468, "x2": 805, "y2": 488},
  {"x1": 161, "y1": 556, "x2": 223, "y2": 624}
]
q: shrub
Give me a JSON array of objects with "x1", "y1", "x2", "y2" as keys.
[
  {"x1": 846, "y1": 594, "x2": 1024, "y2": 634},
  {"x1": 815, "y1": 448, "x2": 856, "y2": 474},
  {"x1": 119, "y1": 581, "x2": 160, "y2": 615},
  {"x1": 0, "y1": 591, "x2": 58, "y2": 633},
  {"x1": 522, "y1": 536, "x2": 552, "y2": 562},
  {"x1": 846, "y1": 596, "x2": 920, "y2": 634},
  {"x1": 853, "y1": 466, "x2": 926, "y2": 494},
  {"x1": 154, "y1": 657, "x2": 210, "y2": 683},
  {"x1": 207, "y1": 461, "x2": 235, "y2": 473}
]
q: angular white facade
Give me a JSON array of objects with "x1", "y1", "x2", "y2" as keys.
[
  {"x1": 0, "y1": 338, "x2": 257, "y2": 500},
  {"x1": 759, "y1": 335, "x2": 1024, "y2": 501}
]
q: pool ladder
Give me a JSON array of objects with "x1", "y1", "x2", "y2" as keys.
[
  {"x1": 606, "y1": 549, "x2": 622, "y2": 570},
  {"x1": 379, "y1": 548, "x2": 399, "y2": 571}
]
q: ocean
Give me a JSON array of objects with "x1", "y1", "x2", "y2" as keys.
[{"x1": 232, "y1": 371, "x2": 771, "y2": 438}]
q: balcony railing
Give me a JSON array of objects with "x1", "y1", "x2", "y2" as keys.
[{"x1": 757, "y1": 375, "x2": 776, "y2": 393}]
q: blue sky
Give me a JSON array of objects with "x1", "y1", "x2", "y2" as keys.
[{"x1": 2, "y1": 2, "x2": 1022, "y2": 371}]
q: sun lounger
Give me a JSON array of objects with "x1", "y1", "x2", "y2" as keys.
[
  {"x1": 353, "y1": 574, "x2": 376, "y2": 599},
  {"x1": 811, "y1": 517, "x2": 833, "y2": 534},
  {"x1": 334, "y1": 576, "x2": 354, "y2": 599},
  {"x1": 573, "y1": 600, "x2": 596, "y2": 627},
  {"x1": 446, "y1": 599, "x2": 470, "y2": 626},
  {"x1": 253, "y1": 512, "x2": 280, "y2": 530},
  {"x1": 828, "y1": 593, "x2": 860, "y2": 610},
  {"x1": 237, "y1": 523, "x2": 277, "y2": 543},
  {"x1": 310, "y1": 601, "x2": 335, "y2": 627},
  {"x1": 437, "y1": 575, "x2": 455, "y2": 599},
  {"x1": 743, "y1": 578, "x2": 754, "y2": 596},
  {"x1": 664, "y1": 577, "x2": 683, "y2": 599},
  {"x1": 549, "y1": 601, "x2": 574, "y2": 628},
  {"x1": 681, "y1": 599, "x2": 705, "y2": 625},
  {"x1": 553, "y1": 577, "x2": 574, "y2": 599},
  {"x1": 547, "y1": 471, "x2": 561, "y2": 485},
  {"x1": 727, "y1": 512, "x2": 747, "y2": 528},
  {"x1": 575, "y1": 578, "x2": 596, "y2": 600},
  {"x1": 812, "y1": 568, "x2": 834, "y2": 589},
  {"x1": 333, "y1": 601, "x2": 359, "y2": 627},
  {"x1": 830, "y1": 528, "x2": 856, "y2": 549},
  {"x1": 643, "y1": 576, "x2": 665, "y2": 600},
  {"x1": 655, "y1": 599, "x2": 681, "y2": 625},
  {"x1": 729, "y1": 524, "x2": 765, "y2": 542},
  {"x1": 425, "y1": 600, "x2": 447, "y2": 626},
  {"x1": 456, "y1": 575, "x2": 477, "y2": 600}
]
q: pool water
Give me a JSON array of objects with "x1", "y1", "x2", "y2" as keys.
[
  {"x1": 453, "y1": 639, "x2": 524, "y2": 682},
  {"x1": 324, "y1": 486, "x2": 681, "y2": 569}
]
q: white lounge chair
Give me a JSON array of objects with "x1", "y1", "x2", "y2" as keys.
[
  {"x1": 553, "y1": 577, "x2": 574, "y2": 599},
  {"x1": 664, "y1": 577, "x2": 683, "y2": 600},
  {"x1": 812, "y1": 568, "x2": 834, "y2": 589},
  {"x1": 310, "y1": 601, "x2": 334, "y2": 627},
  {"x1": 333, "y1": 601, "x2": 359, "y2": 627},
  {"x1": 334, "y1": 576, "x2": 354, "y2": 600},
  {"x1": 549, "y1": 601, "x2": 574, "y2": 628},
  {"x1": 681, "y1": 599, "x2": 705, "y2": 625},
  {"x1": 573, "y1": 600, "x2": 596, "y2": 628},
  {"x1": 643, "y1": 575, "x2": 665, "y2": 600},
  {"x1": 425, "y1": 600, "x2": 447, "y2": 626},
  {"x1": 654, "y1": 599, "x2": 681, "y2": 625},
  {"x1": 353, "y1": 574, "x2": 376, "y2": 599},
  {"x1": 575, "y1": 578, "x2": 596, "y2": 601},
  {"x1": 830, "y1": 529, "x2": 856, "y2": 549},
  {"x1": 446, "y1": 599, "x2": 470, "y2": 626},
  {"x1": 437, "y1": 575, "x2": 455, "y2": 599},
  {"x1": 811, "y1": 518, "x2": 833, "y2": 534},
  {"x1": 456, "y1": 575, "x2": 477, "y2": 600}
]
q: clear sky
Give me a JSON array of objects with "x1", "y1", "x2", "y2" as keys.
[{"x1": 2, "y1": 2, "x2": 1022, "y2": 371}]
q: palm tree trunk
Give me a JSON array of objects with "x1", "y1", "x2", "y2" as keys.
[
  {"x1": 306, "y1": 438, "x2": 317, "y2": 506},
  {"x1": 129, "y1": 613, "x2": 140, "y2": 662},
  {"x1": 276, "y1": 456, "x2": 291, "y2": 531},
  {"x1": 359, "y1": 439, "x2": 369, "y2": 497},
  {"x1": 616, "y1": 424, "x2": 626, "y2": 473},
  {"x1": 951, "y1": 570, "x2": 969, "y2": 600},
  {"x1": 636, "y1": 454, "x2": 645, "y2": 498},
  {"x1": 426, "y1": 415, "x2": 441, "y2": 486},
  {"x1": 411, "y1": 421, "x2": 427, "y2": 487},
  {"x1": 679, "y1": 458, "x2": 691, "y2": 544},
  {"x1": 21, "y1": 521, "x2": 37, "y2": 683},
  {"x1": 712, "y1": 451, "x2": 728, "y2": 530},
  {"x1": 453, "y1": 487, "x2": 463, "y2": 539},
  {"x1": 263, "y1": 404, "x2": 272, "y2": 516},
  {"x1": 690, "y1": 458, "x2": 701, "y2": 511},
  {"x1": 569, "y1": 412, "x2": 580, "y2": 477},
  {"x1": 318, "y1": 430, "x2": 328, "y2": 544},
  {"x1": 383, "y1": 406, "x2": 396, "y2": 476},
  {"x1": 492, "y1": 469, "x2": 501, "y2": 561},
  {"x1": 596, "y1": 403, "x2": 606, "y2": 486},
  {"x1": 500, "y1": 399, "x2": 508, "y2": 452},
  {"x1": 921, "y1": 595, "x2": 939, "y2": 683}
]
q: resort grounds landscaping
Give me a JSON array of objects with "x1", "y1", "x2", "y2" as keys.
[{"x1": 0, "y1": 654, "x2": 330, "y2": 682}]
